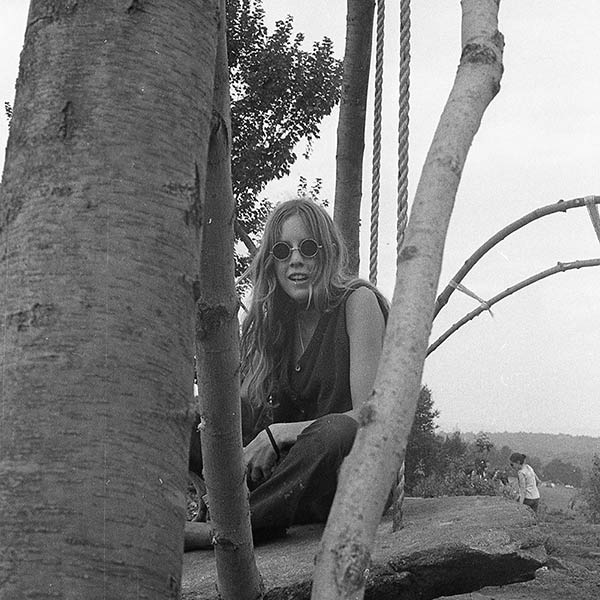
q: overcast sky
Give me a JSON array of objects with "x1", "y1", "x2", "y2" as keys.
[{"x1": 2, "y1": 1, "x2": 599, "y2": 436}]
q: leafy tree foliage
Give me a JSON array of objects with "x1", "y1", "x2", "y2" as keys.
[
  {"x1": 437, "y1": 431, "x2": 469, "y2": 473},
  {"x1": 404, "y1": 385, "x2": 441, "y2": 490},
  {"x1": 410, "y1": 465, "x2": 501, "y2": 499},
  {"x1": 461, "y1": 431, "x2": 597, "y2": 474},
  {"x1": 406, "y1": 423, "x2": 598, "y2": 500},
  {"x1": 475, "y1": 431, "x2": 494, "y2": 455},
  {"x1": 226, "y1": 0, "x2": 343, "y2": 264},
  {"x1": 543, "y1": 458, "x2": 583, "y2": 487},
  {"x1": 498, "y1": 444, "x2": 512, "y2": 466},
  {"x1": 297, "y1": 176, "x2": 326, "y2": 206}
]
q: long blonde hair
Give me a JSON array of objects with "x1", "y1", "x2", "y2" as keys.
[{"x1": 240, "y1": 198, "x2": 385, "y2": 409}]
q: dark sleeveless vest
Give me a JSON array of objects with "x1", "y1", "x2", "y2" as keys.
[{"x1": 242, "y1": 282, "x2": 388, "y2": 444}]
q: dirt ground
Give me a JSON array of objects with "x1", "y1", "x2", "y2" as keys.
[{"x1": 450, "y1": 485, "x2": 600, "y2": 599}]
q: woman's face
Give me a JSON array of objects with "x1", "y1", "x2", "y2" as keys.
[{"x1": 272, "y1": 214, "x2": 319, "y2": 306}]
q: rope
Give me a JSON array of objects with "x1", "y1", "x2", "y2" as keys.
[
  {"x1": 396, "y1": 0, "x2": 410, "y2": 266},
  {"x1": 449, "y1": 280, "x2": 494, "y2": 316},
  {"x1": 369, "y1": 0, "x2": 386, "y2": 285},
  {"x1": 392, "y1": 459, "x2": 405, "y2": 530},
  {"x1": 393, "y1": 0, "x2": 411, "y2": 526}
]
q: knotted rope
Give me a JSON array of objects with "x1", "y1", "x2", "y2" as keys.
[
  {"x1": 396, "y1": 0, "x2": 410, "y2": 264},
  {"x1": 449, "y1": 280, "x2": 494, "y2": 317},
  {"x1": 369, "y1": 0, "x2": 411, "y2": 283},
  {"x1": 369, "y1": 0, "x2": 386, "y2": 285}
]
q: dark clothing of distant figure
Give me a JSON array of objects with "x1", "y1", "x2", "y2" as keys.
[{"x1": 523, "y1": 497, "x2": 540, "y2": 513}]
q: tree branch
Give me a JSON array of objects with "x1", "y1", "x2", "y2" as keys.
[
  {"x1": 311, "y1": 2, "x2": 504, "y2": 598},
  {"x1": 433, "y1": 195, "x2": 600, "y2": 319},
  {"x1": 235, "y1": 219, "x2": 258, "y2": 255},
  {"x1": 427, "y1": 258, "x2": 600, "y2": 355}
]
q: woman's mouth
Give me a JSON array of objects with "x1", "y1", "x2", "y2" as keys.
[{"x1": 288, "y1": 273, "x2": 309, "y2": 284}]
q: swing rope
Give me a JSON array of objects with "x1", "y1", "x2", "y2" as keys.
[
  {"x1": 369, "y1": 0, "x2": 386, "y2": 285},
  {"x1": 396, "y1": 0, "x2": 410, "y2": 264},
  {"x1": 391, "y1": 0, "x2": 411, "y2": 531},
  {"x1": 369, "y1": 0, "x2": 411, "y2": 284}
]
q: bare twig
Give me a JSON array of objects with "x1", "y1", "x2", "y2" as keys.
[
  {"x1": 234, "y1": 219, "x2": 258, "y2": 256},
  {"x1": 433, "y1": 195, "x2": 600, "y2": 319},
  {"x1": 428, "y1": 258, "x2": 600, "y2": 355}
]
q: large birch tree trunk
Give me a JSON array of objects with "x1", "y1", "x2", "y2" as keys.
[
  {"x1": 333, "y1": 0, "x2": 375, "y2": 276},
  {"x1": 195, "y1": 2, "x2": 263, "y2": 598},
  {"x1": 0, "y1": 1, "x2": 218, "y2": 597},
  {"x1": 311, "y1": 1, "x2": 504, "y2": 598}
]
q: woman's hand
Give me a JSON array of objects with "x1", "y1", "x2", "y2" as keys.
[
  {"x1": 243, "y1": 428, "x2": 279, "y2": 485},
  {"x1": 243, "y1": 421, "x2": 309, "y2": 485}
]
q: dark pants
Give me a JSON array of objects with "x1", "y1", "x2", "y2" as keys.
[
  {"x1": 189, "y1": 413, "x2": 358, "y2": 536},
  {"x1": 524, "y1": 497, "x2": 540, "y2": 513},
  {"x1": 249, "y1": 414, "x2": 358, "y2": 535}
]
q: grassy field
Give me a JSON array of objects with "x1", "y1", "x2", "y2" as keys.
[{"x1": 538, "y1": 484, "x2": 600, "y2": 569}]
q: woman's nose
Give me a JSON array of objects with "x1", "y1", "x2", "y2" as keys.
[{"x1": 289, "y1": 248, "x2": 304, "y2": 263}]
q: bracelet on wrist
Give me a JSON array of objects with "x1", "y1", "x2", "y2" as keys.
[{"x1": 264, "y1": 426, "x2": 281, "y2": 461}]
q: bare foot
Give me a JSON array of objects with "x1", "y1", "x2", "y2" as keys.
[{"x1": 184, "y1": 521, "x2": 213, "y2": 551}]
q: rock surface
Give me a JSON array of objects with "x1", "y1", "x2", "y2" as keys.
[{"x1": 182, "y1": 496, "x2": 547, "y2": 599}]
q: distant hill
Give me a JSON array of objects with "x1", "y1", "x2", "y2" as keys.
[{"x1": 442, "y1": 431, "x2": 600, "y2": 472}]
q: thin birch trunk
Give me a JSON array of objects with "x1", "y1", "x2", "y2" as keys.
[
  {"x1": 311, "y1": 1, "x2": 504, "y2": 598},
  {"x1": 195, "y1": 2, "x2": 263, "y2": 598},
  {"x1": 333, "y1": 0, "x2": 375, "y2": 276}
]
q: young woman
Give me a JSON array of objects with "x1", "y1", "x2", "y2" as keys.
[
  {"x1": 509, "y1": 452, "x2": 541, "y2": 513},
  {"x1": 185, "y1": 198, "x2": 388, "y2": 549}
]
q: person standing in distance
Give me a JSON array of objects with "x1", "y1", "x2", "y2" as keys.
[{"x1": 509, "y1": 452, "x2": 541, "y2": 514}]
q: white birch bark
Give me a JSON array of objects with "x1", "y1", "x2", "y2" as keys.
[{"x1": 311, "y1": 1, "x2": 504, "y2": 598}]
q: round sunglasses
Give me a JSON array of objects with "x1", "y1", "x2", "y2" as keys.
[{"x1": 271, "y1": 238, "x2": 322, "y2": 261}]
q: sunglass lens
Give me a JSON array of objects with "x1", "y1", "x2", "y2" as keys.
[
  {"x1": 272, "y1": 242, "x2": 290, "y2": 260},
  {"x1": 300, "y1": 239, "x2": 319, "y2": 257}
]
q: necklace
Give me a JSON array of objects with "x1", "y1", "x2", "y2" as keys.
[{"x1": 297, "y1": 318, "x2": 306, "y2": 354}]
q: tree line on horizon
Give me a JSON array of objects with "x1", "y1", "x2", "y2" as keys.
[{"x1": 407, "y1": 389, "x2": 594, "y2": 491}]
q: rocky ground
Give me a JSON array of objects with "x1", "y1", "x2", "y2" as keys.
[
  {"x1": 446, "y1": 486, "x2": 600, "y2": 599},
  {"x1": 182, "y1": 496, "x2": 547, "y2": 599},
  {"x1": 182, "y1": 484, "x2": 599, "y2": 599}
]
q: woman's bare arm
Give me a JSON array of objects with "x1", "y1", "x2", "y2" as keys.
[{"x1": 345, "y1": 286, "x2": 386, "y2": 414}]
